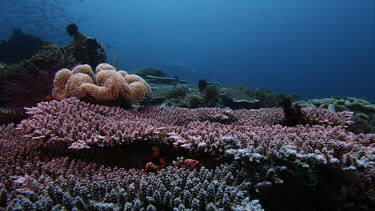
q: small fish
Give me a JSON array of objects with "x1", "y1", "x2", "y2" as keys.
[
  {"x1": 152, "y1": 145, "x2": 160, "y2": 158},
  {"x1": 145, "y1": 162, "x2": 158, "y2": 173},
  {"x1": 159, "y1": 158, "x2": 166, "y2": 164},
  {"x1": 184, "y1": 159, "x2": 199, "y2": 166},
  {"x1": 41, "y1": 43, "x2": 57, "y2": 49},
  {"x1": 38, "y1": 95, "x2": 54, "y2": 102}
]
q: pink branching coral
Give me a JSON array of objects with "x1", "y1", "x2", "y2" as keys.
[
  {"x1": 0, "y1": 124, "x2": 261, "y2": 210},
  {"x1": 2, "y1": 98, "x2": 375, "y2": 209},
  {"x1": 18, "y1": 98, "x2": 374, "y2": 163}
]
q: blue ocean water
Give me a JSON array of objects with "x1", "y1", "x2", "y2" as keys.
[{"x1": 1, "y1": 0, "x2": 374, "y2": 99}]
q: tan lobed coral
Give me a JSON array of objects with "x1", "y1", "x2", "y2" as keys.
[{"x1": 52, "y1": 63, "x2": 152, "y2": 102}]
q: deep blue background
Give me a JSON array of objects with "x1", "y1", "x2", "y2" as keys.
[{"x1": 1, "y1": 0, "x2": 374, "y2": 99}]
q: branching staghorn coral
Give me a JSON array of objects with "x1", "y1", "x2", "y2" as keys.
[
  {"x1": 18, "y1": 98, "x2": 373, "y2": 163},
  {"x1": 52, "y1": 63, "x2": 152, "y2": 102},
  {"x1": 0, "y1": 125, "x2": 262, "y2": 210},
  {"x1": 3, "y1": 98, "x2": 375, "y2": 209}
]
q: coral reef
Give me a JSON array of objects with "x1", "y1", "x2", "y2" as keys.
[
  {"x1": 146, "y1": 83, "x2": 223, "y2": 108},
  {"x1": 52, "y1": 64, "x2": 152, "y2": 103},
  {"x1": 66, "y1": 23, "x2": 78, "y2": 37},
  {"x1": 0, "y1": 28, "x2": 49, "y2": 65},
  {"x1": 0, "y1": 19, "x2": 373, "y2": 210},
  {"x1": 146, "y1": 75, "x2": 189, "y2": 85},
  {"x1": 295, "y1": 97, "x2": 375, "y2": 134},
  {"x1": 143, "y1": 81, "x2": 295, "y2": 110},
  {"x1": 220, "y1": 83, "x2": 289, "y2": 109},
  {"x1": 294, "y1": 97, "x2": 375, "y2": 113},
  {"x1": 130, "y1": 67, "x2": 167, "y2": 79},
  {"x1": 0, "y1": 124, "x2": 262, "y2": 210},
  {"x1": 0, "y1": 47, "x2": 78, "y2": 125},
  {"x1": 63, "y1": 24, "x2": 106, "y2": 69},
  {"x1": 187, "y1": 96, "x2": 205, "y2": 108},
  {"x1": 162, "y1": 86, "x2": 190, "y2": 107},
  {"x1": 0, "y1": 48, "x2": 77, "y2": 106},
  {"x1": 0, "y1": 23, "x2": 108, "y2": 121},
  {"x1": 0, "y1": 47, "x2": 77, "y2": 80},
  {"x1": 281, "y1": 97, "x2": 305, "y2": 126},
  {"x1": 198, "y1": 79, "x2": 208, "y2": 92},
  {"x1": 165, "y1": 86, "x2": 188, "y2": 99},
  {"x1": 17, "y1": 98, "x2": 363, "y2": 154},
  {"x1": 18, "y1": 48, "x2": 77, "y2": 74},
  {"x1": 0, "y1": 107, "x2": 27, "y2": 126},
  {"x1": 4, "y1": 70, "x2": 56, "y2": 108},
  {"x1": 203, "y1": 85, "x2": 220, "y2": 107},
  {"x1": 4, "y1": 98, "x2": 374, "y2": 209}
]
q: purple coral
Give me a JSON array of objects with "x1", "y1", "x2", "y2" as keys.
[
  {"x1": 0, "y1": 125, "x2": 261, "y2": 210},
  {"x1": 1, "y1": 98, "x2": 375, "y2": 209},
  {"x1": 18, "y1": 98, "x2": 367, "y2": 158}
]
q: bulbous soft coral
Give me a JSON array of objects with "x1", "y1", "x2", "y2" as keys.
[{"x1": 52, "y1": 63, "x2": 152, "y2": 101}]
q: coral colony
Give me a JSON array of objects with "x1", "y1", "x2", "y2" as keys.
[
  {"x1": 0, "y1": 64, "x2": 375, "y2": 210},
  {"x1": 52, "y1": 63, "x2": 152, "y2": 102}
]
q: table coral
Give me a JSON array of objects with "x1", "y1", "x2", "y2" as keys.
[
  {"x1": 2, "y1": 98, "x2": 375, "y2": 209},
  {"x1": 0, "y1": 124, "x2": 262, "y2": 210},
  {"x1": 52, "y1": 63, "x2": 152, "y2": 102}
]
